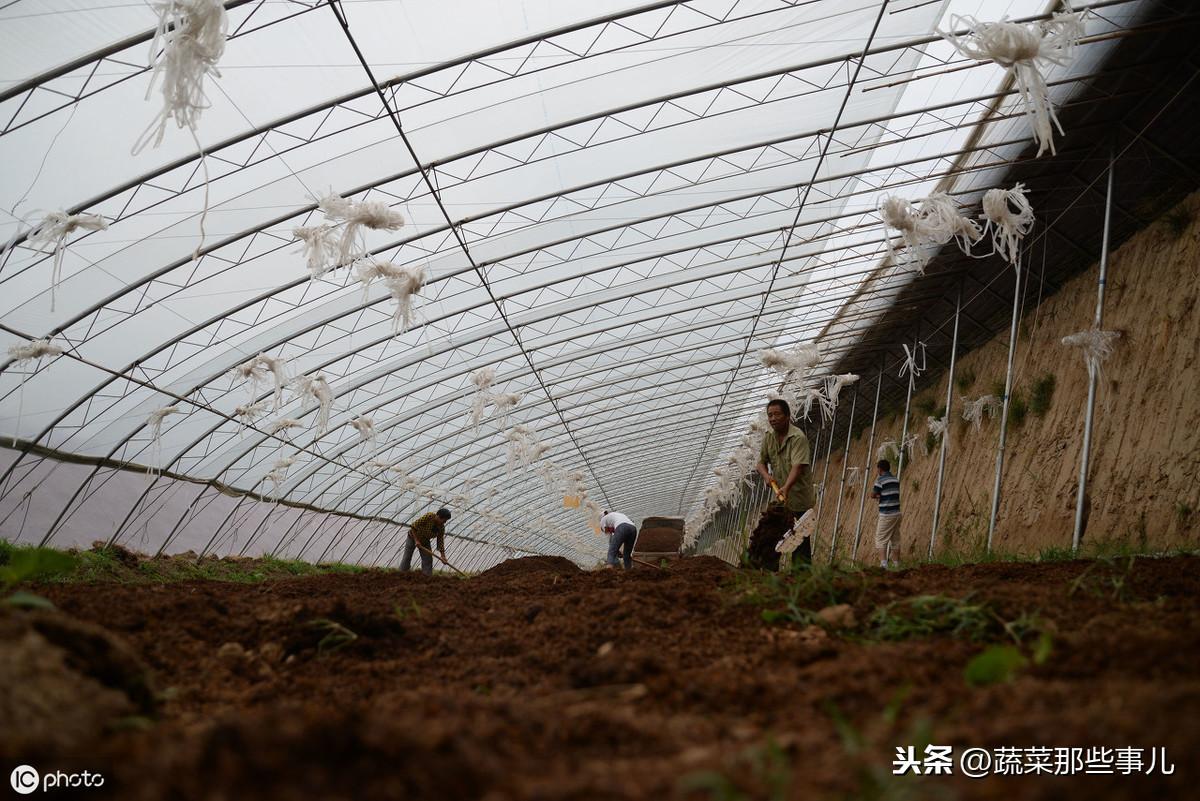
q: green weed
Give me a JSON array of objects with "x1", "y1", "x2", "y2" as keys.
[{"x1": 1030, "y1": 373, "x2": 1056, "y2": 417}]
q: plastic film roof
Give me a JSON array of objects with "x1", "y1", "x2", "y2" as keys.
[{"x1": 0, "y1": 0, "x2": 1145, "y2": 567}]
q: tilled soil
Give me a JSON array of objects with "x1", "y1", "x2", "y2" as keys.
[{"x1": 3, "y1": 554, "x2": 1198, "y2": 800}]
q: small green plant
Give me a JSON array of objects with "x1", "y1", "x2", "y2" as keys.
[
  {"x1": 1007, "y1": 389, "x2": 1028, "y2": 427},
  {"x1": 990, "y1": 379, "x2": 1007, "y2": 400},
  {"x1": 924, "y1": 432, "x2": 938, "y2": 455},
  {"x1": 910, "y1": 478, "x2": 921, "y2": 493},
  {"x1": 1029, "y1": 373, "x2": 1056, "y2": 417},
  {"x1": 955, "y1": 368, "x2": 976, "y2": 392},
  {"x1": 1177, "y1": 502, "x2": 1194, "y2": 525},
  {"x1": 0, "y1": 542, "x2": 78, "y2": 608},
  {"x1": 307, "y1": 619, "x2": 359, "y2": 655},
  {"x1": 678, "y1": 739, "x2": 792, "y2": 801},
  {"x1": 1161, "y1": 205, "x2": 1195, "y2": 239},
  {"x1": 913, "y1": 396, "x2": 937, "y2": 417},
  {"x1": 866, "y1": 595, "x2": 996, "y2": 642},
  {"x1": 393, "y1": 596, "x2": 424, "y2": 621},
  {"x1": 964, "y1": 645, "x2": 1027, "y2": 687}
]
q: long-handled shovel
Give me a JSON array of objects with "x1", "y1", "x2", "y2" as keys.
[{"x1": 409, "y1": 535, "x2": 467, "y2": 577}]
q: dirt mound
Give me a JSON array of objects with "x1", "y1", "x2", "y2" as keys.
[
  {"x1": 638, "y1": 517, "x2": 684, "y2": 552},
  {"x1": 475, "y1": 555, "x2": 581, "y2": 581},
  {"x1": 0, "y1": 609, "x2": 156, "y2": 758},
  {"x1": 6, "y1": 555, "x2": 1198, "y2": 799}
]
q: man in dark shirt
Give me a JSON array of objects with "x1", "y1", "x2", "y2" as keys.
[{"x1": 401, "y1": 507, "x2": 450, "y2": 575}]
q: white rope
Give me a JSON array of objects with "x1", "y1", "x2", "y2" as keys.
[
  {"x1": 962, "y1": 395, "x2": 1002, "y2": 431},
  {"x1": 981, "y1": 183, "x2": 1036, "y2": 270},
  {"x1": 939, "y1": 4, "x2": 1088, "y2": 157},
  {"x1": 1062, "y1": 327, "x2": 1121, "y2": 380},
  {"x1": 25, "y1": 212, "x2": 109, "y2": 312}
]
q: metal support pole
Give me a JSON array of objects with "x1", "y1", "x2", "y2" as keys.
[
  {"x1": 852, "y1": 366, "x2": 884, "y2": 561},
  {"x1": 1072, "y1": 152, "x2": 1116, "y2": 550},
  {"x1": 986, "y1": 262, "x2": 1024, "y2": 552},
  {"x1": 929, "y1": 285, "x2": 962, "y2": 558},
  {"x1": 896, "y1": 325, "x2": 920, "y2": 482},
  {"x1": 812, "y1": 412, "x2": 838, "y2": 556},
  {"x1": 828, "y1": 389, "x2": 858, "y2": 562}
]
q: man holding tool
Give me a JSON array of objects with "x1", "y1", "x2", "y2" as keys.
[
  {"x1": 748, "y1": 398, "x2": 813, "y2": 570},
  {"x1": 401, "y1": 507, "x2": 451, "y2": 575}
]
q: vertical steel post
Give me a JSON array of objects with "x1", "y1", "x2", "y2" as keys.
[
  {"x1": 852, "y1": 366, "x2": 884, "y2": 561},
  {"x1": 929, "y1": 285, "x2": 962, "y2": 558},
  {"x1": 1072, "y1": 149, "x2": 1116, "y2": 552}
]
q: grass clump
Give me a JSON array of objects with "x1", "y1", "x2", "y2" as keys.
[{"x1": 1029, "y1": 373, "x2": 1056, "y2": 417}]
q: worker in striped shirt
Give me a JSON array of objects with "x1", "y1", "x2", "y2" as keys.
[{"x1": 870, "y1": 459, "x2": 902, "y2": 568}]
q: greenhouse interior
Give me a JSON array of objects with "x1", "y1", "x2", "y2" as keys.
[{"x1": 0, "y1": 0, "x2": 1197, "y2": 798}]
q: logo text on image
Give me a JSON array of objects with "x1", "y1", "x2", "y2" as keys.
[
  {"x1": 10, "y1": 765, "x2": 39, "y2": 795},
  {"x1": 10, "y1": 765, "x2": 106, "y2": 793}
]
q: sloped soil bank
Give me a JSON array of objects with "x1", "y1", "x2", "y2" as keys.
[{"x1": 4, "y1": 554, "x2": 1198, "y2": 800}]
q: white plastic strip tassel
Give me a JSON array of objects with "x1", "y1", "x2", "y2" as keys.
[
  {"x1": 898, "y1": 342, "x2": 926, "y2": 379},
  {"x1": 902, "y1": 433, "x2": 921, "y2": 460},
  {"x1": 939, "y1": 4, "x2": 1088, "y2": 157},
  {"x1": 354, "y1": 258, "x2": 408, "y2": 302},
  {"x1": 800, "y1": 386, "x2": 829, "y2": 422},
  {"x1": 981, "y1": 183, "x2": 1035, "y2": 270},
  {"x1": 1062, "y1": 327, "x2": 1121, "y2": 380},
  {"x1": 234, "y1": 399, "x2": 268, "y2": 428},
  {"x1": 350, "y1": 415, "x2": 375, "y2": 446},
  {"x1": 255, "y1": 354, "x2": 289, "y2": 409},
  {"x1": 469, "y1": 366, "x2": 497, "y2": 430},
  {"x1": 135, "y1": 0, "x2": 228, "y2": 152},
  {"x1": 293, "y1": 374, "x2": 334, "y2": 436},
  {"x1": 927, "y1": 416, "x2": 948, "y2": 449},
  {"x1": 846, "y1": 465, "x2": 861, "y2": 487},
  {"x1": 231, "y1": 356, "x2": 268, "y2": 400},
  {"x1": 490, "y1": 392, "x2": 523, "y2": 428},
  {"x1": 384, "y1": 265, "x2": 428, "y2": 334},
  {"x1": 5, "y1": 339, "x2": 64, "y2": 445},
  {"x1": 294, "y1": 225, "x2": 340, "y2": 279},
  {"x1": 877, "y1": 439, "x2": 900, "y2": 462},
  {"x1": 317, "y1": 193, "x2": 406, "y2": 266},
  {"x1": 880, "y1": 194, "x2": 981, "y2": 272},
  {"x1": 879, "y1": 195, "x2": 924, "y2": 271},
  {"x1": 26, "y1": 212, "x2": 109, "y2": 312},
  {"x1": 145, "y1": 405, "x2": 180, "y2": 476},
  {"x1": 265, "y1": 455, "x2": 296, "y2": 501},
  {"x1": 268, "y1": 418, "x2": 303, "y2": 437},
  {"x1": 962, "y1": 395, "x2": 1001, "y2": 431},
  {"x1": 134, "y1": 1, "x2": 230, "y2": 256},
  {"x1": 825, "y1": 373, "x2": 859, "y2": 409}
]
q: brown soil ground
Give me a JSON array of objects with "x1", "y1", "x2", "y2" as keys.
[{"x1": 3, "y1": 554, "x2": 1198, "y2": 800}]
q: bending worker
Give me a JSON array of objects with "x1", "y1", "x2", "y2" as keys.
[
  {"x1": 401, "y1": 507, "x2": 450, "y2": 575},
  {"x1": 600, "y1": 510, "x2": 638, "y2": 570},
  {"x1": 749, "y1": 398, "x2": 813, "y2": 570}
]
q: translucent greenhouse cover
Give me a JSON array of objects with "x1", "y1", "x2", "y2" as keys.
[{"x1": 0, "y1": 0, "x2": 1141, "y2": 568}]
